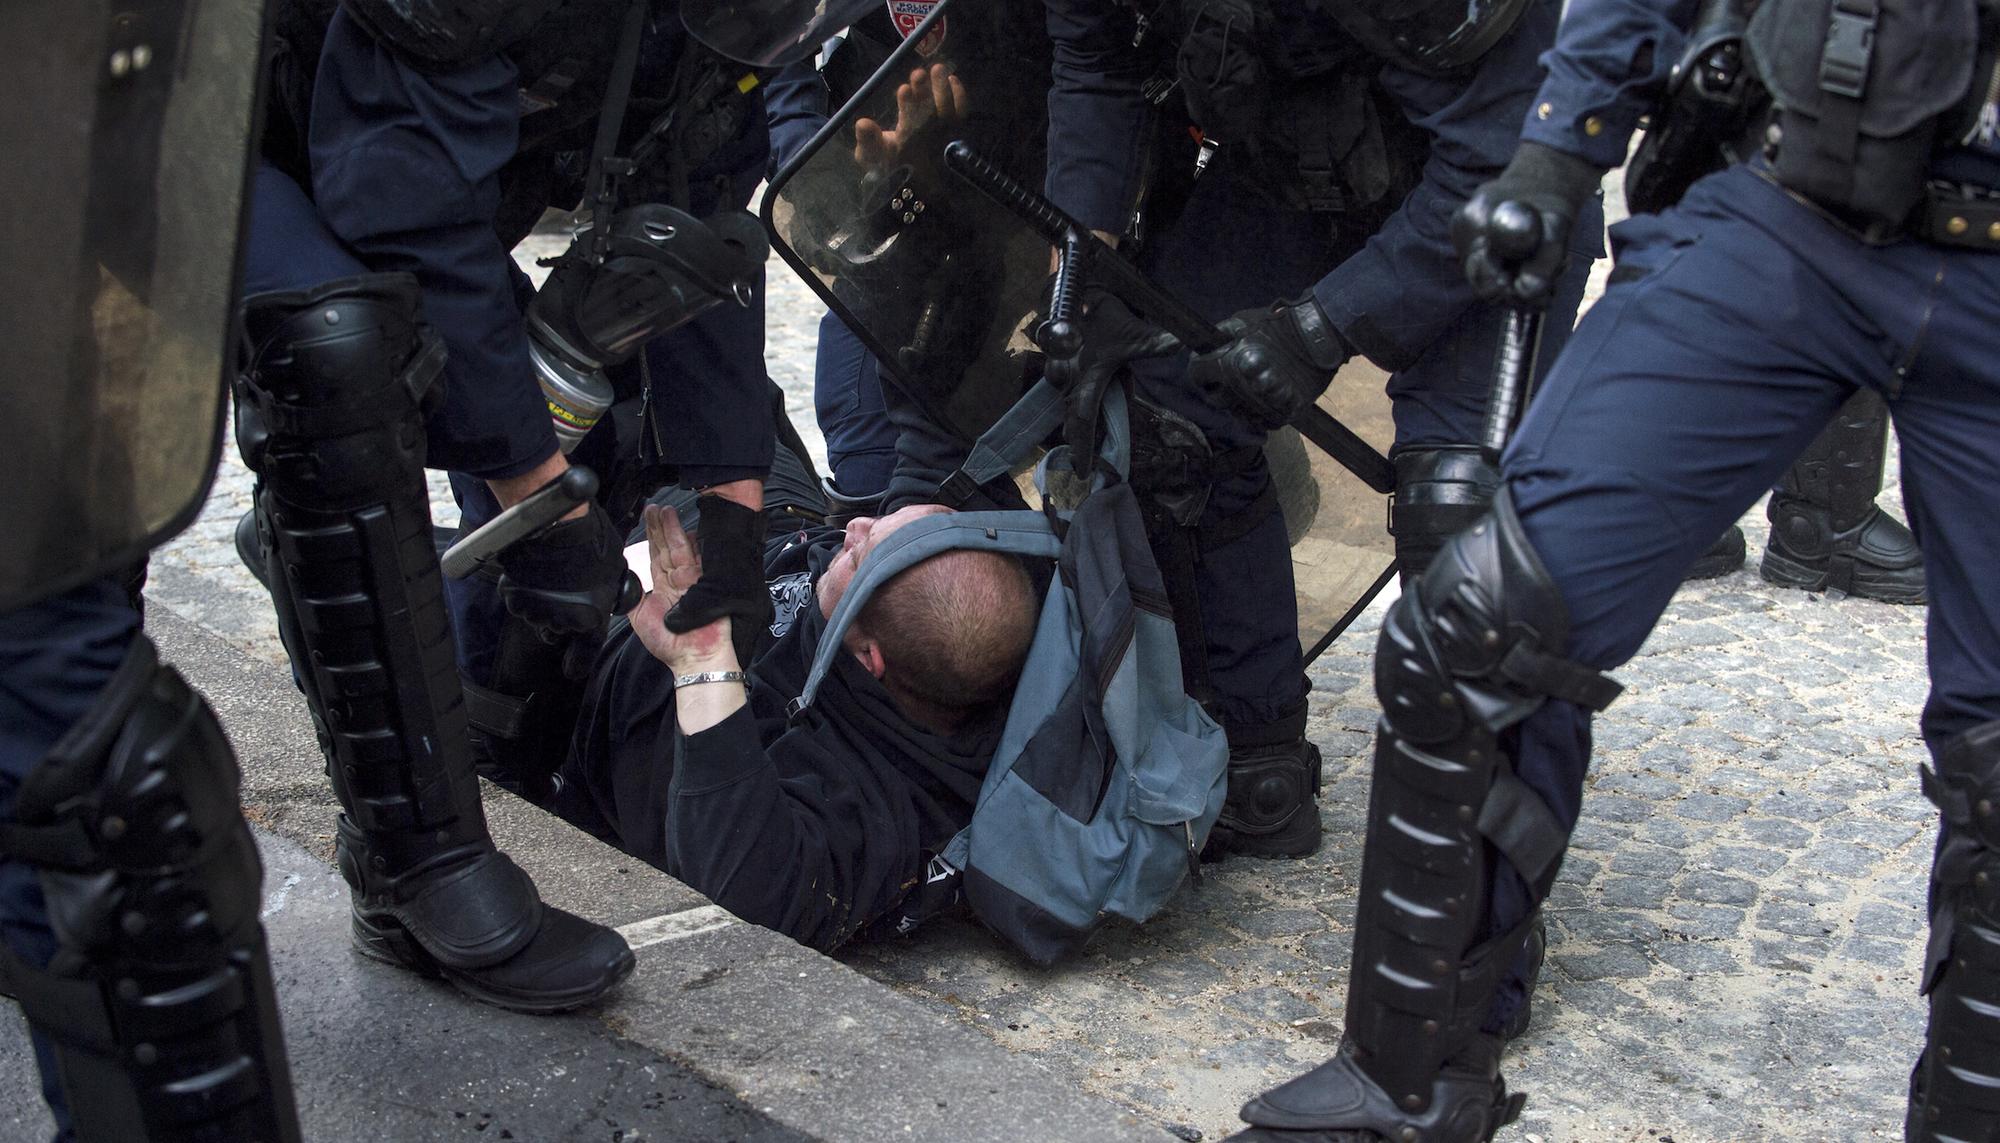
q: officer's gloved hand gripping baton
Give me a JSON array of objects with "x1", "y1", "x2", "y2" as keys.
[
  {"x1": 441, "y1": 466, "x2": 644, "y2": 615},
  {"x1": 942, "y1": 140, "x2": 1395, "y2": 495},
  {"x1": 1479, "y1": 201, "x2": 1547, "y2": 465}
]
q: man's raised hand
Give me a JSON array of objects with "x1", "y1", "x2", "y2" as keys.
[{"x1": 633, "y1": 504, "x2": 734, "y2": 672}]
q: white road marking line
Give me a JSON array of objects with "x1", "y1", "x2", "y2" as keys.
[{"x1": 616, "y1": 905, "x2": 738, "y2": 950}]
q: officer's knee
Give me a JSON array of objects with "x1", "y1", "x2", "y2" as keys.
[{"x1": 1378, "y1": 489, "x2": 1622, "y2": 741}]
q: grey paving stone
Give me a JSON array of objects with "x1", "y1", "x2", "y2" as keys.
[
  {"x1": 1609, "y1": 846, "x2": 1687, "y2": 879},
  {"x1": 1598, "y1": 877, "x2": 1674, "y2": 910},
  {"x1": 1676, "y1": 793, "x2": 1752, "y2": 823},
  {"x1": 1706, "y1": 845, "x2": 1790, "y2": 877},
  {"x1": 1664, "y1": 903, "x2": 1744, "y2": 939}
]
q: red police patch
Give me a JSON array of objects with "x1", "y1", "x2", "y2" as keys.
[{"x1": 884, "y1": 0, "x2": 947, "y2": 56}]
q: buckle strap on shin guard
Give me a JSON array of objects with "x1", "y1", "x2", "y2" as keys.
[{"x1": 1499, "y1": 642, "x2": 1623, "y2": 712}]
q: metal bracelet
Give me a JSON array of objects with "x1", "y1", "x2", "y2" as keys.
[{"x1": 674, "y1": 670, "x2": 747, "y2": 689}]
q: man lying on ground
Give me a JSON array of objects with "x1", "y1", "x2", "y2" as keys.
[{"x1": 553, "y1": 458, "x2": 1039, "y2": 951}]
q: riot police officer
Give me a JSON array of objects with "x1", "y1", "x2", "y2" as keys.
[
  {"x1": 1038, "y1": 0, "x2": 1605, "y2": 861},
  {"x1": 1224, "y1": 0, "x2": 2000, "y2": 1138},
  {"x1": 232, "y1": 0, "x2": 883, "y2": 1013},
  {"x1": 0, "y1": 1, "x2": 301, "y2": 1137}
]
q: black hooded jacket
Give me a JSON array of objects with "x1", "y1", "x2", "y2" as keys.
[{"x1": 556, "y1": 523, "x2": 1006, "y2": 951}]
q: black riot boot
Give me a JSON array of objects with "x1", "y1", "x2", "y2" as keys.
[
  {"x1": 1761, "y1": 389, "x2": 1925, "y2": 603},
  {"x1": 1227, "y1": 1033, "x2": 1522, "y2": 1142},
  {"x1": 1389, "y1": 446, "x2": 1500, "y2": 582},
  {"x1": 1907, "y1": 722, "x2": 2000, "y2": 1141},
  {"x1": 1206, "y1": 705, "x2": 1324, "y2": 860},
  {"x1": 235, "y1": 275, "x2": 633, "y2": 1014},
  {"x1": 1683, "y1": 524, "x2": 1747, "y2": 581}
]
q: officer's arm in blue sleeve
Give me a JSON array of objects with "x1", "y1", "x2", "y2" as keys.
[
  {"x1": 1518, "y1": 0, "x2": 1700, "y2": 166},
  {"x1": 1304, "y1": 1, "x2": 1575, "y2": 367},
  {"x1": 764, "y1": 58, "x2": 832, "y2": 179},
  {"x1": 1043, "y1": 0, "x2": 1155, "y2": 233}
]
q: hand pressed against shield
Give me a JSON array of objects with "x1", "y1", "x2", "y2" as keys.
[{"x1": 853, "y1": 62, "x2": 968, "y2": 168}]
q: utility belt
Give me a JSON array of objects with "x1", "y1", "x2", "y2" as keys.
[
  {"x1": 1917, "y1": 179, "x2": 2000, "y2": 250},
  {"x1": 1748, "y1": 0, "x2": 1996, "y2": 241}
]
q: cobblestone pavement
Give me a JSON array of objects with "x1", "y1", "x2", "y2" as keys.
[{"x1": 153, "y1": 195, "x2": 1936, "y2": 1141}]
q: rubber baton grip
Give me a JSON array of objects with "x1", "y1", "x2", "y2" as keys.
[
  {"x1": 440, "y1": 466, "x2": 601, "y2": 579},
  {"x1": 1481, "y1": 307, "x2": 1544, "y2": 466}
]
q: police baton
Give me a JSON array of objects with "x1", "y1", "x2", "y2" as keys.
[
  {"x1": 1479, "y1": 201, "x2": 1548, "y2": 467},
  {"x1": 440, "y1": 466, "x2": 644, "y2": 614},
  {"x1": 942, "y1": 140, "x2": 1395, "y2": 495}
]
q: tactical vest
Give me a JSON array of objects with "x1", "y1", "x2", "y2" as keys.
[
  {"x1": 262, "y1": 0, "x2": 744, "y2": 247},
  {"x1": 1158, "y1": 0, "x2": 1432, "y2": 229},
  {"x1": 1748, "y1": 0, "x2": 1995, "y2": 234}
]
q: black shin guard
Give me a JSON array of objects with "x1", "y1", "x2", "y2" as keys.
[
  {"x1": 0, "y1": 636, "x2": 300, "y2": 1142},
  {"x1": 1909, "y1": 722, "x2": 2000, "y2": 1141},
  {"x1": 1389, "y1": 446, "x2": 1499, "y2": 583},
  {"x1": 236, "y1": 277, "x2": 561, "y2": 973},
  {"x1": 1762, "y1": 388, "x2": 1924, "y2": 603},
  {"x1": 1239, "y1": 493, "x2": 1621, "y2": 1141}
]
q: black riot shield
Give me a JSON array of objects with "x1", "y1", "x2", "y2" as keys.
[
  {"x1": 763, "y1": 0, "x2": 1395, "y2": 659},
  {"x1": 0, "y1": 0, "x2": 268, "y2": 612}
]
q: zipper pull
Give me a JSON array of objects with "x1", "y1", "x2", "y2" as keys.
[{"x1": 1193, "y1": 135, "x2": 1220, "y2": 180}]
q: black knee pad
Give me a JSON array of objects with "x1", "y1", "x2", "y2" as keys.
[{"x1": 0, "y1": 635, "x2": 299, "y2": 1141}]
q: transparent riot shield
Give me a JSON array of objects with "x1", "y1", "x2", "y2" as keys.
[
  {"x1": 762, "y1": 0, "x2": 1395, "y2": 659},
  {"x1": 0, "y1": 0, "x2": 268, "y2": 612},
  {"x1": 762, "y1": 0, "x2": 1052, "y2": 446},
  {"x1": 1277, "y1": 363, "x2": 1400, "y2": 662}
]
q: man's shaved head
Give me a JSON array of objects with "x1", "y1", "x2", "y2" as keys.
[{"x1": 859, "y1": 547, "x2": 1038, "y2": 712}]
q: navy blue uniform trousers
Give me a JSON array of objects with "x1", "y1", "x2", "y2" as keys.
[
  {"x1": 1128, "y1": 168, "x2": 1600, "y2": 730},
  {"x1": 1482, "y1": 161, "x2": 2000, "y2": 1019},
  {"x1": 0, "y1": 580, "x2": 141, "y2": 1140}
]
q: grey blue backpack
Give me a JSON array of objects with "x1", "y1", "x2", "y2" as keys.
[{"x1": 791, "y1": 385, "x2": 1229, "y2": 964}]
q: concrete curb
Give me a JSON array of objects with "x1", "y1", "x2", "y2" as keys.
[{"x1": 146, "y1": 608, "x2": 1167, "y2": 1143}]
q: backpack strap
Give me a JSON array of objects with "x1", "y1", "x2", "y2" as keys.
[
  {"x1": 788, "y1": 511, "x2": 1063, "y2": 719},
  {"x1": 938, "y1": 379, "x2": 1137, "y2": 506}
]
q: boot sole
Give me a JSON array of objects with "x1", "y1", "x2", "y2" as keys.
[
  {"x1": 1759, "y1": 547, "x2": 1927, "y2": 605},
  {"x1": 1204, "y1": 810, "x2": 1324, "y2": 860},
  {"x1": 351, "y1": 911, "x2": 635, "y2": 1016}
]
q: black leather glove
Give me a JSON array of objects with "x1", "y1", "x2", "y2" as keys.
[
  {"x1": 664, "y1": 494, "x2": 771, "y2": 668},
  {"x1": 495, "y1": 506, "x2": 630, "y2": 641},
  {"x1": 1187, "y1": 295, "x2": 1350, "y2": 433},
  {"x1": 1041, "y1": 285, "x2": 1182, "y2": 394},
  {"x1": 1043, "y1": 284, "x2": 1182, "y2": 465},
  {"x1": 1452, "y1": 141, "x2": 1604, "y2": 306}
]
